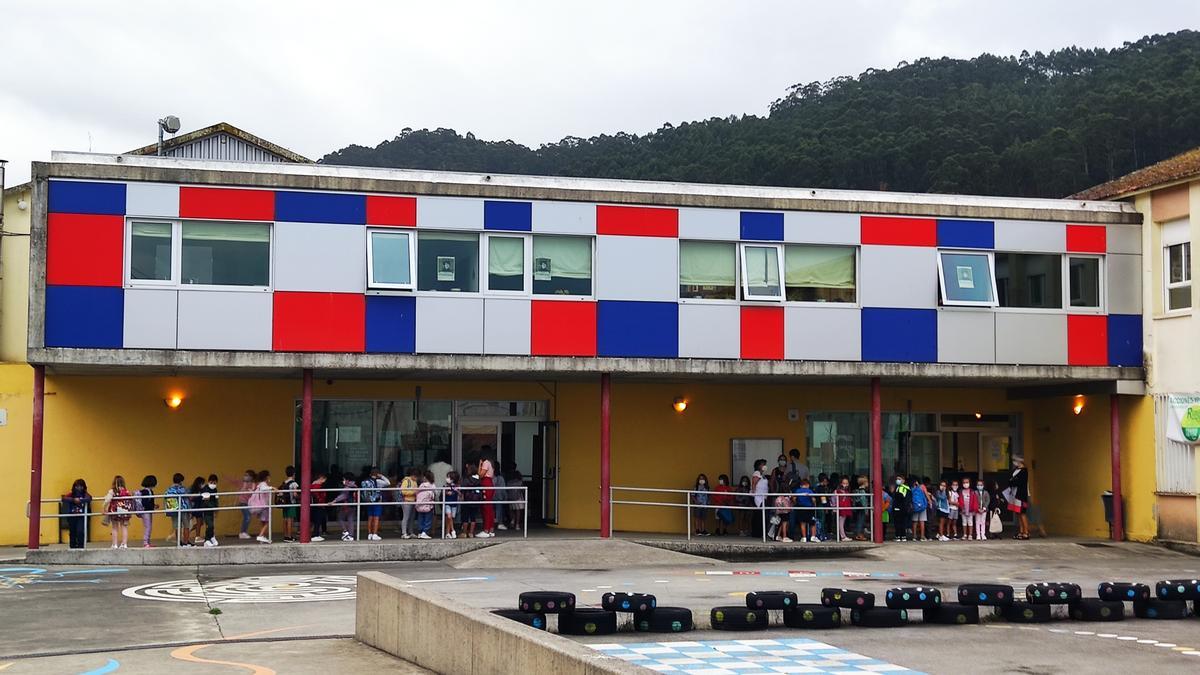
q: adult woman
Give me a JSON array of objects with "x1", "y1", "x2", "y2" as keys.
[
  {"x1": 1008, "y1": 456, "x2": 1030, "y2": 540},
  {"x1": 62, "y1": 479, "x2": 92, "y2": 549},
  {"x1": 103, "y1": 475, "x2": 134, "y2": 549},
  {"x1": 479, "y1": 451, "x2": 497, "y2": 538}
]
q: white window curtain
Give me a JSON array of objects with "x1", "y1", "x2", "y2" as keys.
[
  {"x1": 785, "y1": 246, "x2": 854, "y2": 289},
  {"x1": 533, "y1": 236, "x2": 590, "y2": 279},
  {"x1": 488, "y1": 236, "x2": 525, "y2": 277},
  {"x1": 182, "y1": 222, "x2": 270, "y2": 242},
  {"x1": 680, "y1": 241, "x2": 735, "y2": 286}
]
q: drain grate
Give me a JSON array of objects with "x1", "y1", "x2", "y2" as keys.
[{"x1": 1077, "y1": 542, "x2": 1113, "y2": 548}]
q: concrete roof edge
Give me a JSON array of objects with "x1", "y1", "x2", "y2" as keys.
[{"x1": 124, "y1": 122, "x2": 312, "y2": 163}]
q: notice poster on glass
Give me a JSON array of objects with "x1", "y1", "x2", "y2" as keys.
[
  {"x1": 437, "y1": 256, "x2": 456, "y2": 281},
  {"x1": 534, "y1": 257, "x2": 552, "y2": 281}
]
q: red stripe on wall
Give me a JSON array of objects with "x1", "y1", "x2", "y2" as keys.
[
  {"x1": 179, "y1": 186, "x2": 275, "y2": 221},
  {"x1": 46, "y1": 213, "x2": 124, "y2": 287},
  {"x1": 860, "y1": 216, "x2": 937, "y2": 247},
  {"x1": 596, "y1": 205, "x2": 678, "y2": 237},
  {"x1": 273, "y1": 292, "x2": 365, "y2": 353},
  {"x1": 366, "y1": 195, "x2": 416, "y2": 227},
  {"x1": 740, "y1": 306, "x2": 784, "y2": 360},
  {"x1": 1067, "y1": 314, "x2": 1108, "y2": 366},
  {"x1": 531, "y1": 300, "x2": 596, "y2": 356},
  {"x1": 1066, "y1": 225, "x2": 1106, "y2": 253}
]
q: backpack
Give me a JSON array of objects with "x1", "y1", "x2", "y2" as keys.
[
  {"x1": 361, "y1": 477, "x2": 381, "y2": 503},
  {"x1": 138, "y1": 488, "x2": 155, "y2": 512},
  {"x1": 910, "y1": 486, "x2": 928, "y2": 511},
  {"x1": 463, "y1": 477, "x2": 484, "y2": 502}
]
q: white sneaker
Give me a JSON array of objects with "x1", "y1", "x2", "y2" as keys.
[
  {"x1": 479, "y1": 531, "x2": 493, "y2": 538},
  {"x1": 417, "y1": 532, "x2": 431, "y2": 539},
  {"x1": 448, "y1": 531, "x2": 457, "y2": 539},
  {"x1": 203, "y1": 539, "x2": 216, "y2": 547},
  {"x1": 110, "y1": 544, "x2": 118, "y2": 549},
  {"x1": 119, "y1": 543, "x2": 127, "y2": 549},
  {"x1": 401, "y1": 533, "x2": 411, "y2": 540},
  {"x1": 238, "y1": 532, "x2": 251, "y2": 540},
  {"x1": 342, "y1": 532, "x2": 354, "y2": 542},
  {"x1": 209, "y1": 537, "x2": 220, "y2": 546},
  {"x1": 310, "y1": 536, "x2": 325, "y2": 542},
  {"x1": 497, "y1": 524, "x2": 508, "y2": 531},
  {"x1": 256, "y1": 535, "x2": 270, "y2": 544},
  {"x1": 781, "y1": 537, "x2": 793, "y2": 543}
]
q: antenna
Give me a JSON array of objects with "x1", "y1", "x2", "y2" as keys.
[{"x1": 157, "y1": 115, "x2": 181, "y2": 156}]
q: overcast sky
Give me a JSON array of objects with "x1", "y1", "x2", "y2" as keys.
[{"x1": 2, "y1": 1, "x2": 1198, "y2": 185}]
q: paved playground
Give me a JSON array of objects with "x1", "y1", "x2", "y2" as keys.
[{"x1": 0, "y1": 538, "x2": 1198, "y2": 673}]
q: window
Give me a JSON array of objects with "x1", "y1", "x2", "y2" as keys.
[
  {"x1": 1165, "y1": 242, "x2": 1192, "y2": 312},
  {"x1": 679, "y1": 241, "x2": 736, "y2": 300},
  {"x1": 740, "y1": 243, "x2": 783, "y2": 301},
  {"x1": 937, "y1": 251, "x2": 997, "y2": 307},
  {"x1": 486, "y1": 234, "x2": 527, "y2": 292},
  {"x1": 181, "y1": 222, "x2": 271, "y2": 286},
  {"x1": 995, "y1": 253, "x2": 1062, "y2": 308},
  {"x1": 417, "y1": 231, "x2": 479, "y2": 292},
  {"x1": 367, "y1": 230, "x2": 415, "y2": 290},
  {"x1": 129, "y1": 221, "x2": 172, "y2": 282},
  {"x1": 784, "y1": 245, "x2": 856, "y2": 303},
  {"x1": 532, "y1": 235, "x2": 591, "y2": 296},
  {"x1": 1067, "y1": 255, "x2": 1102, "y2": 309}
]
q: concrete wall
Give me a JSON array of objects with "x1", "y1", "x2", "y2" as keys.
[
  {"x1": 355, "y1": 571, "x2": 646, "y2": 675},
  {"x1": 1, "y1": 186, "x2": 32, "y2": 362}
]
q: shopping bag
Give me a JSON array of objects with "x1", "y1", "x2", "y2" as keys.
[
  {"x1": 1006, "y1": 497, "x2": 1023, "y2": 513},
  {"x1": 989, "y1": 513, "x2": 1002, "y2": 534}
]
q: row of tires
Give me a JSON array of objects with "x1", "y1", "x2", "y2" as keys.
[{"x1": 496, "y1": 591, "x2": 693, "y2": 635}]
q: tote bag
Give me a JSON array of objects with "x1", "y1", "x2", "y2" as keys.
[{"x1": 989, "y1": 513, "x2": 1003, "y2": 534}]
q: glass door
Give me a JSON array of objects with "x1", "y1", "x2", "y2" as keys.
[
  {"x1": 461, "y1": 422, "x2": 500, "y2": 474},
  {"x1": 908, "y1": 434, "x2": 940, "y2": 481},
  {"x1": 980, "y1": 433, "x2": 1012, "y2": 491},
  {"x1": 540, "y1": 421, "x2": 559, "y2": 524},
  {"x1": 296, "y1": 401, "x2": 375, "y2": 480}
]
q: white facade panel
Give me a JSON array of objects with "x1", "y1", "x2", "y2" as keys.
[
  {"x1": 416, "y1": 296, "x2": 484, "y2": 354},
  {"x1": 273, "y1": 222, "x2": 366, "y2": 293},
  {"x1": 483, "y1": 298, "x2": 531, "y2": 355},
  {"x1": 595, "y1": 235, "x2": 677, "y2": 301},
  {"x1": 123, "y1": 288, "x2": 178, "y2": 349},
  {"x1": 1107, "y1": 253, "x2": 1142, "y2": 315},
  {"x1": 125, "y1": 182, "x2": 179, "y2": 218},
  {"x1": 937, "y1": 309, "x2": 996, "y2": 364},
  {"x1": 177, "y1": 291, "x2": 272, "y2": 350},
  {"x1": 994, "y1": 312, "x2": 1067, "y2": 365},
  {"x1": 858, "y1": 245, "x2": 937, "y2": 309},
  {"x1": 784, "y1": 211, "x2": 860, "y2": 245},
  {"x1": 531, "y1": 201, "x2": 595, "y2": 235},
  {"x1": 1107, "y1": 223, "x2": 1141, "y2": 254},
  {"x1": 678, "y1": 208, "x2": 739, "y2": 240},
  {"x1": 784, "y1": 306, "x2": 861, "y2": 361},
  {"x1": 678, "y1": 303, "x2": 740, "y2": 358},
  {"x1": 993, "y1": 220, "x2": 1066, "y2": 252},
  {"x1": 417, "y1": 196, "x2": 484, "y2": 230}
]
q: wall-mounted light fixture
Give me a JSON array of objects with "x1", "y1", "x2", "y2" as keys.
[
  {"x1": 164, "y1": 394, "x2": 184, "y2": 410},
  {"x1": 974, "y1": 411, "x2": 983, "y2": 420},
  {"x1": 1073, "y1": 394, "x2": 1085, "y2": 416},
  {"x1": 673, "y1": 397, "x2": 688, "y2": 413}
]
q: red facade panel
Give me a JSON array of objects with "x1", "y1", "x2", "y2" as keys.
[
  {"x1": 740, "y1": 306, "x2": 784, "y2": 360},
  {"x1": 179, "y1": 186, "x2": 275, "y2": 221},
  {"x1": 273, "y1": 292, "x2": 365, "y2": 353},
  {"x1": 595, "y1": 205, "x2": 678, "y2": 237},
  {"x1": 366, "y1": 195, "x2": 417, "y2": 227},
  {"x1": 46, "y1": 213, "x2": 124, "y2": 287},
  {"x1": 860, "y1": 216, "x2": 938, "y2": 247},
  {"x1": 1067, "y1": 314, "x2": 1108, "y2": 366},
  {"x1": 1066, "y1": 225, "x2": 1107, "y2": 253},
  {"x1": 531, "y1": 300, "x2": 597, "y2": 356}
]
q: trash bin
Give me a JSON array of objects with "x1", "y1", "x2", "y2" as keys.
[{"x1": 1101, "y1": 491, "x2": 1124, "y2": 539}]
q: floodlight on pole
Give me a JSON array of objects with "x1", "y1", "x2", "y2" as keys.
[{"x1": 157, "y1": 115, "x2": 181, "y2": 156}]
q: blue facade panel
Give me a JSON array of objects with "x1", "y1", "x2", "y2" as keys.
[
  {"x1": 936, "y1": 219, "x2": 994, "y2": 249},
  {"x1": 597, "y1": 300, "x2": 678, "y2": 358},
  {"x1": 484, "y1": 201, "x2": 533, "y2": 231},
  {"x1": 739, "y1": 212, "x2": 785, "y2": 241},
  {"x1": 45, "y1": 285, "x2": 123, "y2": 348},
  {"x1": 48, "y1": 180, "x2": 126, "y2": 215},
  {"x1": 365, "y1": 295, "x2": 416, "y2": 353},
  {"x1": 1107, "y1": 314, "x2": 1142, "y2": 367},
  {"x1": 274, "y1": 191, "x2": 366, "y2": 224},
  {"x1": 861, "y1": 307, "x2": 937, "y2": 363}
]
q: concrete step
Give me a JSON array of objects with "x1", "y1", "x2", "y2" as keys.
[{"x1": 25, "y1": 539, "x2": 499, "y2": 566}]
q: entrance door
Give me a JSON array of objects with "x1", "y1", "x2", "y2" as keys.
[
  {"x1": 941, "y1": 431, "x2": 980, "y2": 479},
  {"x1": 980, "y1": 433, "x2": 1012, "y2": 490},
  {"x1": 301, "y1": 401, "x2": 374, "y2": 478},
  {"x1": 909, "y1": 434, "x2": 940, "y2": 481},
  {"x1": 540, "y1": 421, "x2": 559, "y2": 524},
  {"x1": 461, "y1": 422, "x2": 500, "y2": 473}
]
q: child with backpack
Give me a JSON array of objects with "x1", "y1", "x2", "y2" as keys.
[
  {"x1": 199, "y1": 474, "x2": 219, "y2": 547},
  {"x1": 935, "y1": 480, "x2": 951, "y2": 541},
  {"x1": 947, "y1": 480, "x2": 961, "y2": 540},
  {"x1": 280, "y1": 466, "x2": 300, "y2": 543},
  {"x1": 247, "y1": 470, "x2": 275, "y2": 543},
  {"x1": 329, "y1": 472, "x2": 357, "y2": 542},
  {"x1": 103, "y1": 475, "x2": 134, "y2": 549},
  {"x1": 398, "y1": 468, "x2": 419, "y2": 539},
  {"x1": 460, "y1": 463, "x2": 482, "y2": 538},
  {"x1": 164, "y1": 473, "x2": 191, "y2": 546},
  {"x1": 443, "y1": 471, "x2": 460, "y2": 539},
  {"x1": 362, "y1": 466, "x2": 390, "y2": 541},
  {"x1": 415, "y1": 471, "x2": 436, "y2": 539},
  {"x1": 908, "y1": 476, "x2": 929, "y2": 542},
  {"x1": 135, "y1": 475, "x2": 157, "y2": 548}
]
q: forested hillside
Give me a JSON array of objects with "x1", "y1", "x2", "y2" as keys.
[{"x1": 321, "y1": 31, "x2": 1200, "y2": 198}]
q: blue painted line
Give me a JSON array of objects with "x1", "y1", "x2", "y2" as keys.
[
  {"x1": 761, "y1": 571, "x2": 788, "y2": 577},
  {"x1": 79, "y1": 658, "x2": 119, "y2": 675},
  {"x1": 57, "y1": 568, "x2": 128, "y2": 576}
]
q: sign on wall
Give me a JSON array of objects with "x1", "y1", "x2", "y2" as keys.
[{"x1": 1166, "y1": 394, "x2": 1200, "y2": 444}]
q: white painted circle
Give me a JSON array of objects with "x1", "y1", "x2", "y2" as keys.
[{"x1": 122, "y1": 574, "x2": 356, "y2": 604}]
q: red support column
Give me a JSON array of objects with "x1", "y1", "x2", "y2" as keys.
[
  {"x1": 28, "y1": 365, "x2": 45, "y2": 550},
  {"x1": 870, "y1": 377, "x2": 883, "y2": 544},
  {"x1": 299, "y1": 368, "x2": 313, "y2": 544},
  {"x1": 1110, "y1": 393, "x2": 1124, "y2": 542},
  {"x1": 600, "y1": 373, "x2": 612, "y2": 538}
]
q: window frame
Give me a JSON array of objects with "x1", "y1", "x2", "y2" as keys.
[
  {"x1": 366, "y1": 228, "x2": 418, "y2": 291},
  {"x1": 993, "y1": 251, "x2": 1066, "y2": 314},
  {"x1": 124, "y1": 218, "x2": 273, "y2": 292},
  {"x1": 530, "y1": 233, "x2": 595, "y2": 301},
  {"x1": 936, "y1": 249, "x2": 999, "y2": 308},
  {"x1": 738, "y1": 242, "x2": 785, "y2": 303},
  {"x1": 481, "y1": 232, "x2": 532, "y2": 295},
  {"x1": 782, "y1": 243, "x2": 860, "y2": 307},
  {"x1": 1164, "y1": 241, "x2": 1192, "y2": 314},
  {"x1": 1064, "y1": 253, "x2": 1105, "y2": 313},
  {"x1": 677, "y1": 239, "x2": 740, "y2": 303}
]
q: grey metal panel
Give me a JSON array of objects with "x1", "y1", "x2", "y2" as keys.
[
  {"x1": 595, "y1": 235, "x2": 677, "y2": 301},
  {"x1": 125, "y1": 182, "x2": 179, "y2": 218},
  {"x1": 273, "y1": 221, "x2": 366, "y2": 293},
  {"x1": 995, "y1": 312, "x2": 1067, "y2": 365},
  {"x1": 483, "y1": 298, "x2": 531, "y2": 355},
  {"x1": 417, "y1": 196, "x2": 483, "y2": 230},
  {"x1": 937, "y1": 309, "x2": 995, "y2": 364},
  {"x1": 678, "y1": 207, "x2": 739, "y2": 240},
  {"x1": 1107, "y1": 253, "x2": 1142, "y2": 314},
  {"x1": 858, "y1": 245, "x2": 937, "y2": 308},
  {"x1": 784, "y1": 211, "x2": 860, "y2": 245},
  {"x1": 531, "y1": 201, "x2": 595, "y2": 235},
  {"x1": 678, "y1": 303, "x2": 740, "y2": 358},
  {"x1": 1107, "y1": 224, "x2": 1141, "y2": 254},
  {"x1": 784, "y1": 306, "x2": 861, "y2": 361},
  {"x1": 123, "y1": 288, "x2": 178, "y2": 349},
  {"x1": 993, "y1": 219, "x2": 1066, "y2": 252},
  {"x1": 416, "y1": 296, "x2": 484, "y2": 354},
  {"x1": 177, "y1": 291, "x2": 272, "y2": 350},
  {"x1": 165, "y1": 133, "x2": 287, "y2": 163}
]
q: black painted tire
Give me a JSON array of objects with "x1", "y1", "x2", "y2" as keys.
[
  {"x1": 711, "y1": 605, "x2": 770, "y2": 631},
  {"x1": 783, "y1": 604, "x2": 842, "y2": 629},
  {"x1": 1069, "y1": 598, "x2": 1125, "y2": 622},
  {"x1": 601, "y1": 592, "x2": 656, "y2": 613},
  {"x1": 491, "y1": 609, "x2": 547, "y2": 630},
  {"x1": 1001, "y1": 601, "x2": 1053, "y2": 623},
  {"x1": 924, "y1": 603, "x2": 980, "y2": 625},
  {"x1": 957, "y1": 583, "x2": 1014, "y2": 607},
  {"x1": 1025, "y1": 583, "x2": 1082, "y2": 605},
  {"x1": 558, "y1": 608, "x2": 618, "y2": 635},
  {"x1": 821, "y1": 588, "x2": 876, "y2": 609},
  {"x1": 1133, "y1": 599, "x2": 1189, "y2": 619},
  {"x1": 850, "y1": 607, "x2": 908, "y2": 628},
  {"x1": 632, "y1": 606, "x2": 693, "y2": 633},
  {"x1": 1097, "y1": 582, "x2": 1151, "y2": 603},
  {"x1": 518, "y1": 591, "x2": 577, "y2": 614},
  {"x1": 746, "y1": 590, "x2": 799, "y2": 610},
  {"x1": 885, "y1": 586, "x2": 942, "y2": 610},
  {"x1": 1155, "y1": 579, "x2": 1200, "y2": 601}
]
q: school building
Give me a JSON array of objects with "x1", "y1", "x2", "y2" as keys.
[{"x1": 0, "y1": 136, "x2": 1158, "y2": 547}]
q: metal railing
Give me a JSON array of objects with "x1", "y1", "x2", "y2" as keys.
[
  {"x1": 33, "y1": 484, "x2": 529, "y2": 548},
  {"x1": 609, "y1": 486, "x2": 874, "y2": 543}
]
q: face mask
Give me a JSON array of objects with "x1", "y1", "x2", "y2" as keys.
[
  {"x1": 895, "y1": 479, "x2": 903, "y2": 485},
  {"x1": 699, "y1": 480, "x2": 707, "y2": 486},
  {"x1": 963, "y1": 484, "x2": 971, "y2": 490},
  {"x1": 778, "y1": 461, "x2": 786, "y2": 467},
  {"x1": 719, "y1": 479, "x2": 727, "y2": 485},
  {"x1": 208, "y1": 483, "x2": 216, "y2": 489}
]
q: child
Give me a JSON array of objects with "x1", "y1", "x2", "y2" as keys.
[
  {"x1": 735, "y1": 475, "x2": 753, "y2": 536},
  {"x1": 792, "y1": 479, "x2": 815, "y2": 542},
  {"x1": 506, "y1": 470, "x2": 525, "y2": 532},
  {"x1": 103, "y1": 475, "x2": 134, "y2": 549},
  {"x1": 199, "y1": 474, "x2": 219, "y2": 547},
  {"x1": 329, "y1": 472, "x2": 357, "y2": 541},
  {"x1": 280, "y1": 466, "x2": 300, "y2": 542},
  {"x1": 960, "y1": 477, "x2": 977, "y2": 540},
  {"x1": 135, "y1": 475, "x2": 157, "y2": 549},
  {"x1": 712, "y1": 474, "x2": 735, "y2": 536},
  {"x1": 443, "y1": 471, "x2": 460, "y2": 539},
  {"x1": 415, "y1": 471, "x2": 436, "y2": 539},
  {"x1": 691, "y1": 474, "x2": 710, "y2": 537},
  {"x1": 852, "y1": 476, "x2": 870, "y2": 540},
  {"x1": 399, "y1": 468, "x2": 419, "y2": 539},
  {"x1": 309, "y1": 472, "x2": 329, "y2": 542},
  {"x1": 362, "y1": 466, "x2": 389, "y2": 541},
  {"x1": 834, "y1": 477, "x2": 851, "y2": 542},
  {"x1": 247, "y1": 470, "x2": 274, "y2": 543},
  {"x1": 62, "y1": 479, "x2": 92, "y2": 549},
  {"x1": 890, "y1": 476, "x2": 910, "y2": 542},
  {"x1": 236, "y1": 469, "x2": 256, "y2": 540},
  {"x1": 164, "y1": 474, "x2": 191, "y2": 546},
  {"x1": 935, "y1": 481, "x2": 951, "y2": 541},
  {"x1": 772, "y1": 487, "x2": 793, "y2": 543},
  {"x1": 947, "y1": 480, "x2": 961, "y2": 540},
  {"x1": 909, "y1": 477, "x2": 929, "y2": 542},
  {"x1": 972, "y1": 481, "x2": 991, "y2": 540},
  {"x1": 460, "y1": 463, "x2": 482, "y2": 538},
  {"x1": 189, "y1": 477, "x2": 206, "y2": 543},
  {"x1": 815, "y1": 474, "x2": 831, "y2": 541}
]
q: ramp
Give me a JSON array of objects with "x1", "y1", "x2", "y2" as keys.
[{"x1": 445, "y1": 538, "x2": 716, "y2": 570}]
